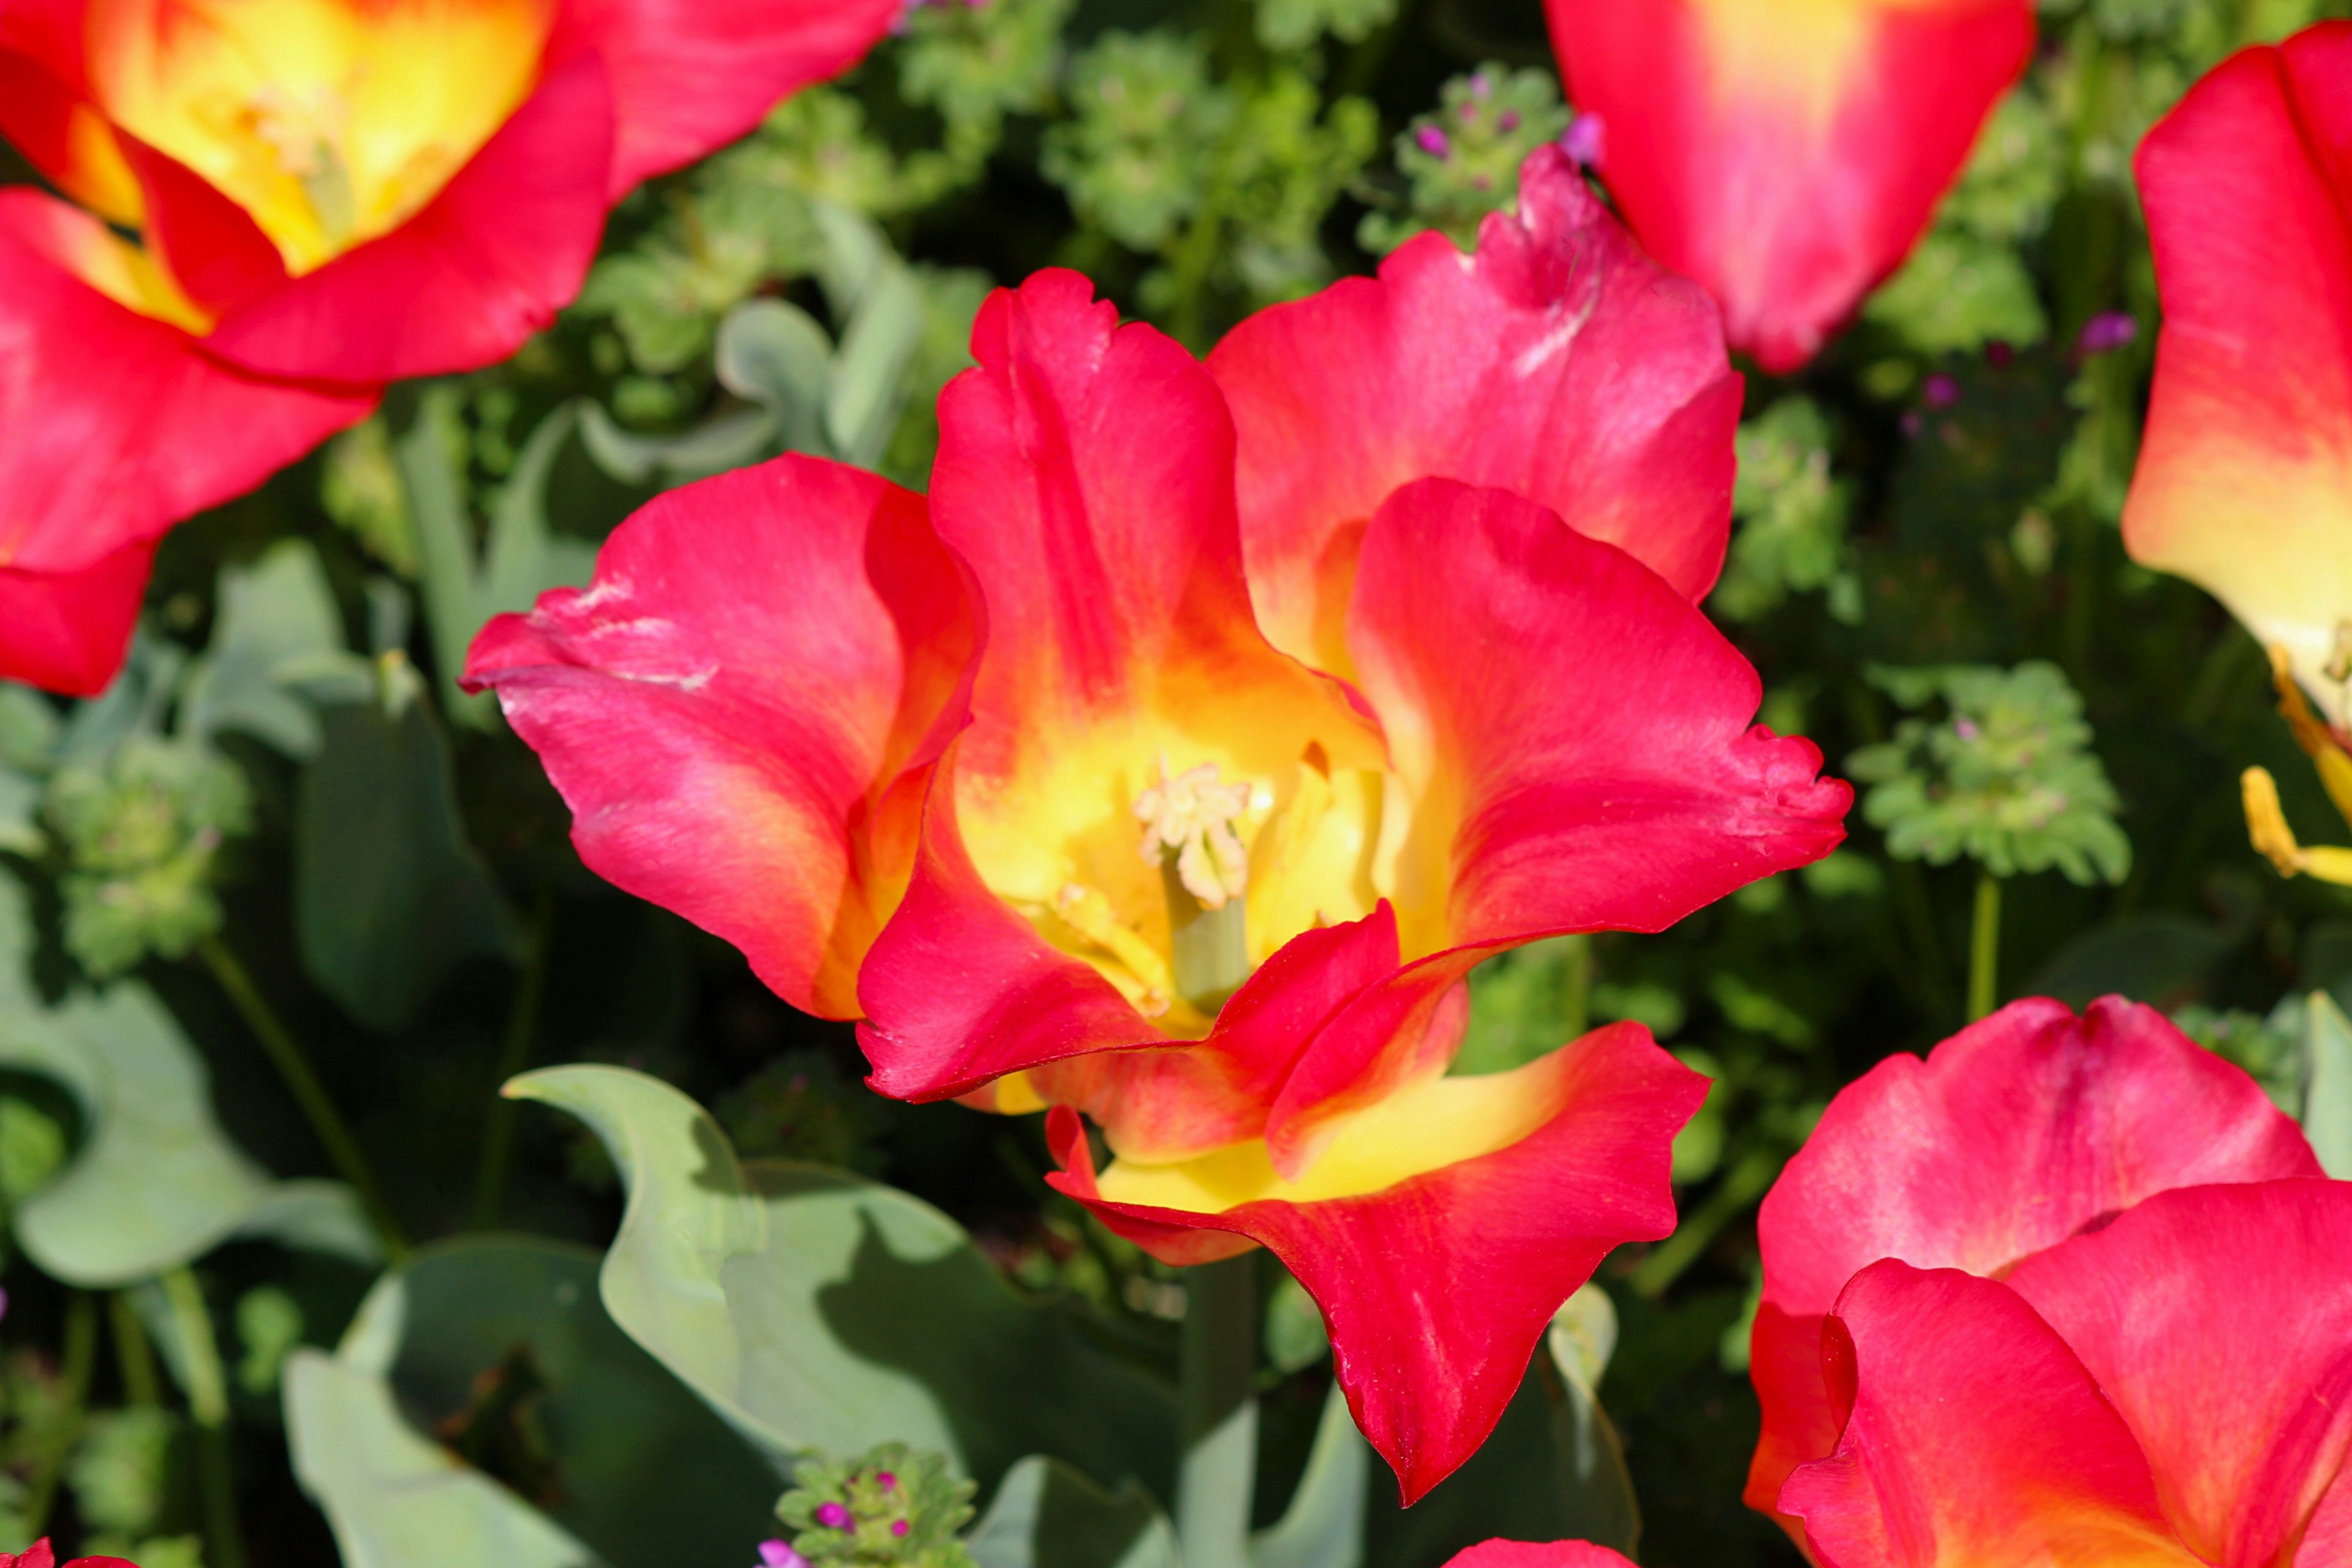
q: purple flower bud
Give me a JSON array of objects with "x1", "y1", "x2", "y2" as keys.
[
  {"x1": 761, "y1": 1542, "x2": 812, "y2": 1568},
  {"x1": 816, "y1": 1504, "x2": 854, "y2": 1530},
  {"x1": 893, "y1": 1521, "x2": 912, "y2": 1538},
  {"x1": 1415, "y1": 125, "x2": 1450, "y2": 159},
  {"x1": 2076, "y1": 311, "x2": 2138, "y2": 356},
  {"x1": 1954, "y1": 717, "x2": 1981, "y2": 741},
  {"x1": 875, "y1": 1472, "x2": 897, "y2": 1492},
  {"x1": 1499, "y1": 110, "x2": 1520, "y2": 133},
  {"x1": 1560, "y1": 113, "x2": 1605, "y2": 168},
  {"x1": 1469, "y1": 71, "x2": 1493, "y2": 99},
  {"x1": 1923, "y1": 372, "x2": 1961, "y2": 409}
]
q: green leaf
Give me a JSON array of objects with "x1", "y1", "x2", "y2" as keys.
[
  {"x1": 181, "y1": 540, "x2": 370, "y2": 759},
  {"x1": 578, "y1": 401, "x2": 780, "y2": 487},
  {"x1": 294, "y1": 674, "x2": 519, "y2": 1031},
  {"x1": 506, "y1": 1065, "x2": 1175, "y2": 1500},
  {"x1": 827, "y1": 263, "x2": 927, "y2": 467},
  {"x1": 2027, "y1": 913, "x2": 2241, "y2": 1007},
  {"x1": 286, "y1": 1350, "x2": 601, "y2": 1568},
  {"x1": 1544, "y1": 1289, "x2": 1639, "y2": 1554},
  {"x1": 0, "y1": 872, "x2": 379, "y2": 1284},
  {"x1": 2301, "y1": 990, "x2": 2352, "y2": 1178},
  {"x1": 716, "y1": 300, "x2": 834, "y2": 452},
  {"x1": 970, "y1": 1457, "x2": 1178, "y2": 1568},
  {"x1": 1865, "y1": 230, "x2": 2049, "y2": 355},
  {"x1": 1250, "y1": 1384, "x2": 1366, "y2": 1568}
]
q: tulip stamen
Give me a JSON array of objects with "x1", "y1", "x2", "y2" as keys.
[
  {"x1": 247, "y1": 83, "x2": 358, "y2": 243},
  {"x1": 1136, "y1": 757, "x2": 1255, "y2": 1012}
]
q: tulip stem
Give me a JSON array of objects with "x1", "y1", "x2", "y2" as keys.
[
  {"x1": 1178, "y1": 1251, "x2": 1258, "y2": 1568},
  {"x1": 197, "y1": 935, "x2": 410, "y2": 1261},
  {"x1": 474, "y1": 894, "x2": 555, "y2": 1230},
  {"x1": 164, "y1": 1267, "x2": 248, "y2": 1568},
  {"x1": 20, "y1": 1291, "x2": 94, "y2": 1542},
  {"x1": 1968, "y1": 871, "x2": 2002, "y2": 1023}
]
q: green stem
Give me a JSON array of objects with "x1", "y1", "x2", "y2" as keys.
[
  {"x1": 21, "y1": 1292, "x2": 96, "y2": 1540},
  {"x1": 1177, "y1": 1252, "x2": 1258, "y2": 1568},
  {"x1": 473, "y1": 898, "x2": 554, "y2": 1230},
  {"x1": 1969, "y1": 872, "x2": 2003, "y2": 1023},
  {"x1": 197, "y1": 936, "x2": 410, "y2": 1261},
  {"x1": 110, "y1": 1291, "x2": 160, "y2": 1408},
  {"x1": 1561, "y1": 933, "x2": 1593, "y2": 1039},
  {"x1": 163, "y1": 1268, "x2": 247, "y2": 1568},
  {"x1": 1627, "y1": 1148, "x2": 1781, "y2": 1299}
]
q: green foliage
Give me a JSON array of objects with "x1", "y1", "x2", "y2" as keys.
[
  {"x1": 66, "y1": 1408, "x2": 176, "y2": 1540},
  {"x1": 1716, "y1": 397, "x2": 1860, "y2": 624},
  {"x1": 45, "y1": 737, "x2": 249, "y2": 978},
  {"x1": 1850, "y1": 662, "x2": 2132, "y2": 884},
  {"x1": 778, "y1": 1443, "x2": 976, "y2": 1568},
  {"x1": 1046, "y1": 32, "x2": 1228, "y2": 253},
  {"x1": 717, "y1": 1052, "x2": 892, "y2": 1175},
  {"x1": 1255, "y1": 0, "x2": 1396, "y2": 51},
  {"x1": 1359, "y1": 66, "x2": 1572, "y2": 255}
]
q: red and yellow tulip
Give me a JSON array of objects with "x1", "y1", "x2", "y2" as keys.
[
  {"x1": 1543, "y1": 0, "x2": 2035, "y2": 371},
  {"x1": 466, "y1": 150, "x2": 1852, "y2": 1501},
  {"x1": 1779, "y1": 1180, "x2": 2352, "y2": 1568},
  {"x1": 1746, "y1": 997, "x2": 2324, "y2": 1548},
  {"x1": 0, "y1": 0, "x2": 896, "y2": 694},
  {"x1": 2121, "y1": 24, "x2": 2352, "y2": 886}
]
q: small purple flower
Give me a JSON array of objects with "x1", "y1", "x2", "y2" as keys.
[
  {"x1": 1954, "y1": 717, "x2": 1981, "y2": 742},
  {"x1": 1561, "y1": 113, "x2": 1605, "y2": 169},
  {"x1": 1499, "y1": 110, "x2": 1520, "y2": 133},
  {"x1": 893, "y1": 1521, "x2": 912, "y2": 1539},
  {"x1": 875, "y1": 1472, "x2": 897, "y2": 1492},
  {"x1": 1469, "y1": 71, "x2": 1493, "y2": 99},
  {"x1": 761, "y1": 1542, "x2": 812, "y2": 1568},
  {"x1": 1923, "y1": 372, "x2": 1961, "y2": 409},
  {"x1": 2076, "y1": 311, "x2": 2138, "y2": 357},
  {"x1": 816, "y1": 1504, "x2": 854, "y2": 1530},
  {"x1": 1415, "y1": 125, "x2": 1451, "y2": 159}
]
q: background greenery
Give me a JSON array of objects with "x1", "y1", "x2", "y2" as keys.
[{"x1": 6, "y1": 0, "x2": 2352, "y2": 1562}]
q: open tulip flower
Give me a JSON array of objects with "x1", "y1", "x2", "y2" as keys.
[
  {"x1": 1747, "y1": 995, "x2": 2324, "y2": 1545},
  {"x1": 1447, "y1": 1545, "x2": 1633, "y2": 1568},
  {"x1": 0, "y1": 0, "x2": 897, "y2": 695},
  {"x1": 1780, "y1": 1179, "x2": 2352, "y2": 1568},
  {"x1": 1542, "y1": 0, "x2": 2035, "y2": 371},
  {"x1": 467, "y1": 148, "x2": 1850, "y2": 1501},
  {"x1": 2121, "y1": 24, "x2": 2352, "y2": 886}
]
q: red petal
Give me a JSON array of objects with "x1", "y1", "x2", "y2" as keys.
[
  {"x1": 464, "y1": 455, "x2": 978, "y2": 1020},
  {"x1": 2122, "y1": 25, "x2": 2352, "y2": 706},
  {"x1": 1547, "y1": 0, "x2": 2033, "y2": 371},
  {"x1": 1778, "y1": 1262, "x2": 2188, "y2": 1568},
  {"x1": 119, "y1": 131, "x2": 289, "y2": 319},
  {"x1": 554, "y1": 0, "x2": 900, "y2": 196},
  {"x1": 191, "y1": 52, "x2": 614, "y2": 385},
  {"x1": 1052, "y1": 1023, "x2": 1703, "y2": 1503},
  {"x1": 1344, "y1": 477, "x2": 1850, "y2": 956},
  {"x1": 1748, "y1": 997, "x2": 2320, "y2": 1532},
  {"x1": 1210, "y1": 146, "x2": 1739, "y2": 675},
  {"x1": 0, "y1": 48, "x2": 140, "y2": 224},
  {"x1": 1025, "y1": 905, "x2": 1404, "y2": 1161},
  {"x1": 0, "y1": 190, "x2": 372, "y2": 693},
  {"x1": 0, "y1": 542, "x2": 155, "y2": 698},
  {"x1": 1445, "y1": 1544, "x2": 1637, "y2": 1568},
  {"x1": 2006, "y1": 1180, "x2": 2352, "y2": 1568}
]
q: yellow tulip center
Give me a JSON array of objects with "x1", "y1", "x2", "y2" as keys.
[{"x1": 86, "y1": 0, "x2": 556, "y2": 275}]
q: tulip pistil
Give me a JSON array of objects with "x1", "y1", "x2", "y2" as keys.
[{"x1": 1136, "y1": 758, "x2": 1256, "y2": 1012}]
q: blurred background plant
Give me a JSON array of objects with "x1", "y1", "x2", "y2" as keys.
[{"x1": 4, "y1": 0, "x2": 2352, "y2": 1564}]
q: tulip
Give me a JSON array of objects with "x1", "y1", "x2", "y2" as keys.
[
  {"x1": 2120, "y1": 24, "x2": 2352, "y2": 884},
  {"x1": 467, "y1": 149, "x2": 1850, "y2": 1499},
  {"x1": 0, "y1": 0, "x2": 898, "y2": 694},
  {"x1": 1746, "y1": 996, "x2": 2321, "y2": 1544},
  {"x1": 1542, "y1": 0, "x2": 2035, "y2": 371},
  {"x1": 1780, "y1": 1180, "x2": 2352, "y2": 1568},
  {"x1": 0, "y1": 1544, "x2": 139, "y2": 1568},
  {"x1": 1447, "y1": 1545, "x2": 1632, "y2": 1568}
]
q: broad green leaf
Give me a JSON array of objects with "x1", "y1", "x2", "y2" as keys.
[
  {"x1": 577, "y1": 401, "x2": 779, "y2": 486},
  {"x1": 1545, "y1": 1290, "x2": 1639, "y2": 1555},
  {"x1": 286, "y1": 1351, "x2": 601, "y2": 1568},
  {"x1": 1251, "y1": 1384, "x2": 1366, "y2": 1568},
  {"x1": 827, "y1": 261, "x2": 925, "y2": 466},
  {"x1": 181, "y1": 540, "x2": 369, "y2": 759},
  {"x1": 970, "y1": 1457, "x2": 1178, "y2": 1568},
  {"x1": 295, "y1": 676, "x2": 519, "y2": 1031},
  {"x1": 0, "y1": 874, "x2": 379, "y2": 1285},
  {"x1": 331, "y1": 1237, "x2": 786, "y2": 1565},
  {"x1": 508, "y1": 1065, "x2": 1175, "y2": 1499},
  {"x1": 480, "y1": 404, "x2": 599, "y2": 637},
  {"x1": 0, "y1": 685, "x2": 58, "y2": 772},
  {"x1": 2029, "y1": 913, "x2": 2241, "y2": 1007},
  {"x1": 2302, "y1": 990, "x2": 2352, "y2": 1178},
  {"x1": 717, "y1": 299, "x2": 833, "y2": 451}
]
